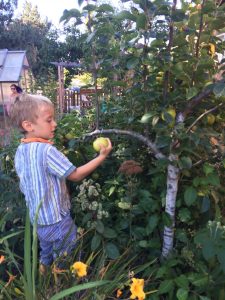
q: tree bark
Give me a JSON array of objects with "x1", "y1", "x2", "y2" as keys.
[{"x1": 161, "y1": 154, "x2": 180, "y2": 258}]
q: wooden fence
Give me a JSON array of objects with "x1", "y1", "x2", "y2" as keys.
[{"x1": 62, "y1": 89, "x2": 102, "y2": 113}]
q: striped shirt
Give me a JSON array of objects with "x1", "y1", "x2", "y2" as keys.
[{"x1": 15, "y1": 142, "x2": 76, "y2": 225}]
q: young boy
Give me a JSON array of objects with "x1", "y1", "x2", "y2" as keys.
[{"x1": 10, "y1": 94, "x2": 112, "y2": 271}]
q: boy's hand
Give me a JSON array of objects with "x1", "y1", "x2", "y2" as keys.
[{"x1": 99, "y1": 138, "x2": 112, "y2": 157}]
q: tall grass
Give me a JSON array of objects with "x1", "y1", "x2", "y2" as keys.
[{"x1": 1, "y1": 206, "x2": 112, "y2": 299}]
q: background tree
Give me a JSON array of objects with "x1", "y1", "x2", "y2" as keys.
[{"x1": 0, "y1": 0, "x2": 17, "y2": 27}]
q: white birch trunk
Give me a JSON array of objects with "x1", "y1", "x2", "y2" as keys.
[{"x1": 161, "y1": 154, "x2": 180, "y2": 258}]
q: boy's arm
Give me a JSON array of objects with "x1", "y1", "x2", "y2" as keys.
[{"x1": 67, "y1": 138, "x2": 112, "y2": 182}]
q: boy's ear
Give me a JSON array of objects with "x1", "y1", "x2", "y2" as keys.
[{"x1": 21, "y1": 120, "x2": 33, "y2": 132}]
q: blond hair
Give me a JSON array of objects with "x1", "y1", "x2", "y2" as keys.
[{"x1": 10, "y1": 93, "x2": 53, "y2": 133}]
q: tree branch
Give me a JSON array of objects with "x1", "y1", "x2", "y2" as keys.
[
  {"x1": 83, "y1": 129, "x2": 165, "y2": 159},
  {"x1": 183, "y1": 87, "x2": 213, "y2": 117},
  {"x1": 186, "y1": 102, "x2": 224, "y2": 133}
]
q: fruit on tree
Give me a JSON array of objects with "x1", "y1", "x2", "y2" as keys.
[
  {"x1": 161, "y1": 108, "x2": 176, "y2": 127},
  {"x1": 93, "y1": 137, "x2": 109, "y2": 152},
  {"x1": 65, "y1": 132, "x2": 76, "y2": 140},
  {"x1": 207, "y1": 114, "x2": 215, "y2": 125},
  {"x1": 161, "y1": 108, "x2": 176, "y2": 121}
]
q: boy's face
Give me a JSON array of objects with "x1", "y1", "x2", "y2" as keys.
[{"x1": 26, "y1": 104, "x2": 57, "y2": 139}]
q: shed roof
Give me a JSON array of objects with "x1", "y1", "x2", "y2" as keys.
[{"x1": 0, "y1": 49, "x2": 29, "y2": 83}]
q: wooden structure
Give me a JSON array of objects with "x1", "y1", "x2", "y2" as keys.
[
  {"x1": 50, "y1": 61, "x2": 81, "y2": 113},
  {"x1": 0, "y1": 49, "x2": 32, "y2": 146},
  {"x1": 0, "y1": 49, "x2": 32, "y2": 104},
  {"x1": 51, "y1": 61, "x2": 103, "y2": 114},
  {"x1": 63, "y1": 88, "x2": 100, "y2": 113}
]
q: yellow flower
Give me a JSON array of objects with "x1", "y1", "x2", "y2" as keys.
[
  {"x1": 130, "y1": 278, "x2": 145, "y2": 300},
  {"x1": 116, "y1": 289, "x2": 123, "y2": 298},
  {"x1": 71, "y1": 261, "x2": 88, "y2": 278}
]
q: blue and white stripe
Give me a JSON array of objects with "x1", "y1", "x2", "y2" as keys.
[{"x1": 15, "y1": 143, "x2": 76, "y2": 225}]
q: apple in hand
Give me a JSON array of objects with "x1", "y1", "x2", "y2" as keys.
[{"x1": 93, "y1": 137, "x2": 109, "y2": 152}]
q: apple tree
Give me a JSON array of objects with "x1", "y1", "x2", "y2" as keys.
[{"x1": 60, "y1": 0, "x2": 225, "y2": 260}]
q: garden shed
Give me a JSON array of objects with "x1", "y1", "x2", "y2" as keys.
[
  {"x1": 0, "y1": 49, "x2": 32, "y2": 145},
  {"x1": 0, "y1": 49, "x2": 32, "y2": 104}
]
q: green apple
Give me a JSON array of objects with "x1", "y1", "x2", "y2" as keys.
[
  {"x1": 93, "y1": 137, "x2": 109, "y2": 152},
  {"x1": 65, "y1": 132, "x2": 76, "y2": 140},
  {"x1": 161, "y1": 108, "x2": 176, "y2": 121},
  {"x1": 207, "y1": 113, "x2": 215, "y2": 125},
  {"x1": 161, "y1": 107, "x2": 176, "y2": 127}
]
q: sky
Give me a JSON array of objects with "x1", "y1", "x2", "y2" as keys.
[
  {"x1": 15, "y1": 0, "x2": 122, "y2": 27},
  {"x1": 15, "y1": 0, "x2": 81, "y2": 26}
]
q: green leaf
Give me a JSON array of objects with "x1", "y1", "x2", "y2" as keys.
[
  {"x1": 91, "y1": 234, "x2": 102, "y2": 251},
  {"x1": 188, "y1": 274, "x2": 209, "y2": 287},
  {"x1": 0, "y1": 230, "x2": 24, "y2": 244},
  {"x1": 109, "y1": 186, "x2": 116, "y2": 196},
  {"x1": 171, "y1": 9, "x2": 186, "y2": 22},
  {"x1": 97, "y1": 4, "x2": 114, "y2": 13},
  {"x1": 24, "y1": 209, "x2": 32, "y2": 300},
  {"x1": 103, "y1": 227, "x2": 117, "y2": 239},
  {"x1": 60, "y1": 9, "x2": 81, "y2": 23},
  {"x1": 200, "y1": 196, "x2": 210, "y2": 213},
  {"x1": 202, "y1": 240, "x2": 216, "y2": 260},
  {"x1": 178, "y1": 157, "x2": 192, "y2": 170},
  {"x1": 155, "y1": 266, "x2": 167, "y2": 279},
  {"x1": 108, "y1": 80, "x2": 127, "y2": 87},
  {"x1": 199, "y1": 296, "x2": 211, "y2": 300},
  {"x1": 140, "y1": 112, "x2": 156, "y2": 123},
  {"x1": 174, "y1": 275, "x2": 189, "y2": 290},
  {"x1": 176, "y1": 288, "x2": 189, "y2": 300},
  {"x1": 178, "y1": 208, "x2": 191, "y2": 222},
  {"x1": 49, "y1": 281, "x2": 110, "y2": 300},
  {"x1": 207, "y1": 173, "x2": 220, "y2": 186},
  {"x1": 202, "y1": 1, "x2": 215, "y2": 13},
  {"x1": 95, "y1": 220, "x2": 104, "y2": 234},
  {"x1": 139, "y1": 240, "x2": 148, "y2": 248},
  {"x1": 83, "y1": 4, "x2": 96, "y2": 12},
  {"x1": 126, "y1": 57, "x2": 139, "y2": 69},
  {"x1": 176, "y1": 229, "x2": 188, "y2": 243},
  {"x1": 146, "y1": 215, "x2": 158, "y2": 234},
  {"x1": 116, "y1": 10, "x2": 136, "y2": 21},
  {"x1": 213, "y1": 82, "x2": 225, "y2": 97},
  {"x1": 155, "y1": 136, "x2": 171, "y2": 148},
  {"x1": 136, "y1": 13, "x2": 147, "y2": 29},
  {"x1": 217, "y1": 249, "x2": 225, "y2": 273},
  {"x1": 203, "y1": 163, "x2": 214, "y2": 176},
  {"x1": 82, "y1": 213, "x2": 92, "y2": 225},
  {"x1": 184, "y1": 187, "x2": 197, "y2": 206},
  {"x1": 193, "y1": 276, "x2": 209, "y2": 287},
  {"x1": 118, "y1": 201, "x2": 131, "y2": 210},
  {"x1": 158, "y1": 279, "x2": 174, "y2": 295},
  {"x1": 105, "y1": 242, "x2": 120, "y2": 259},
  {"x1": 186, "y1": 87, "x2": 198, "y2": 100}
]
